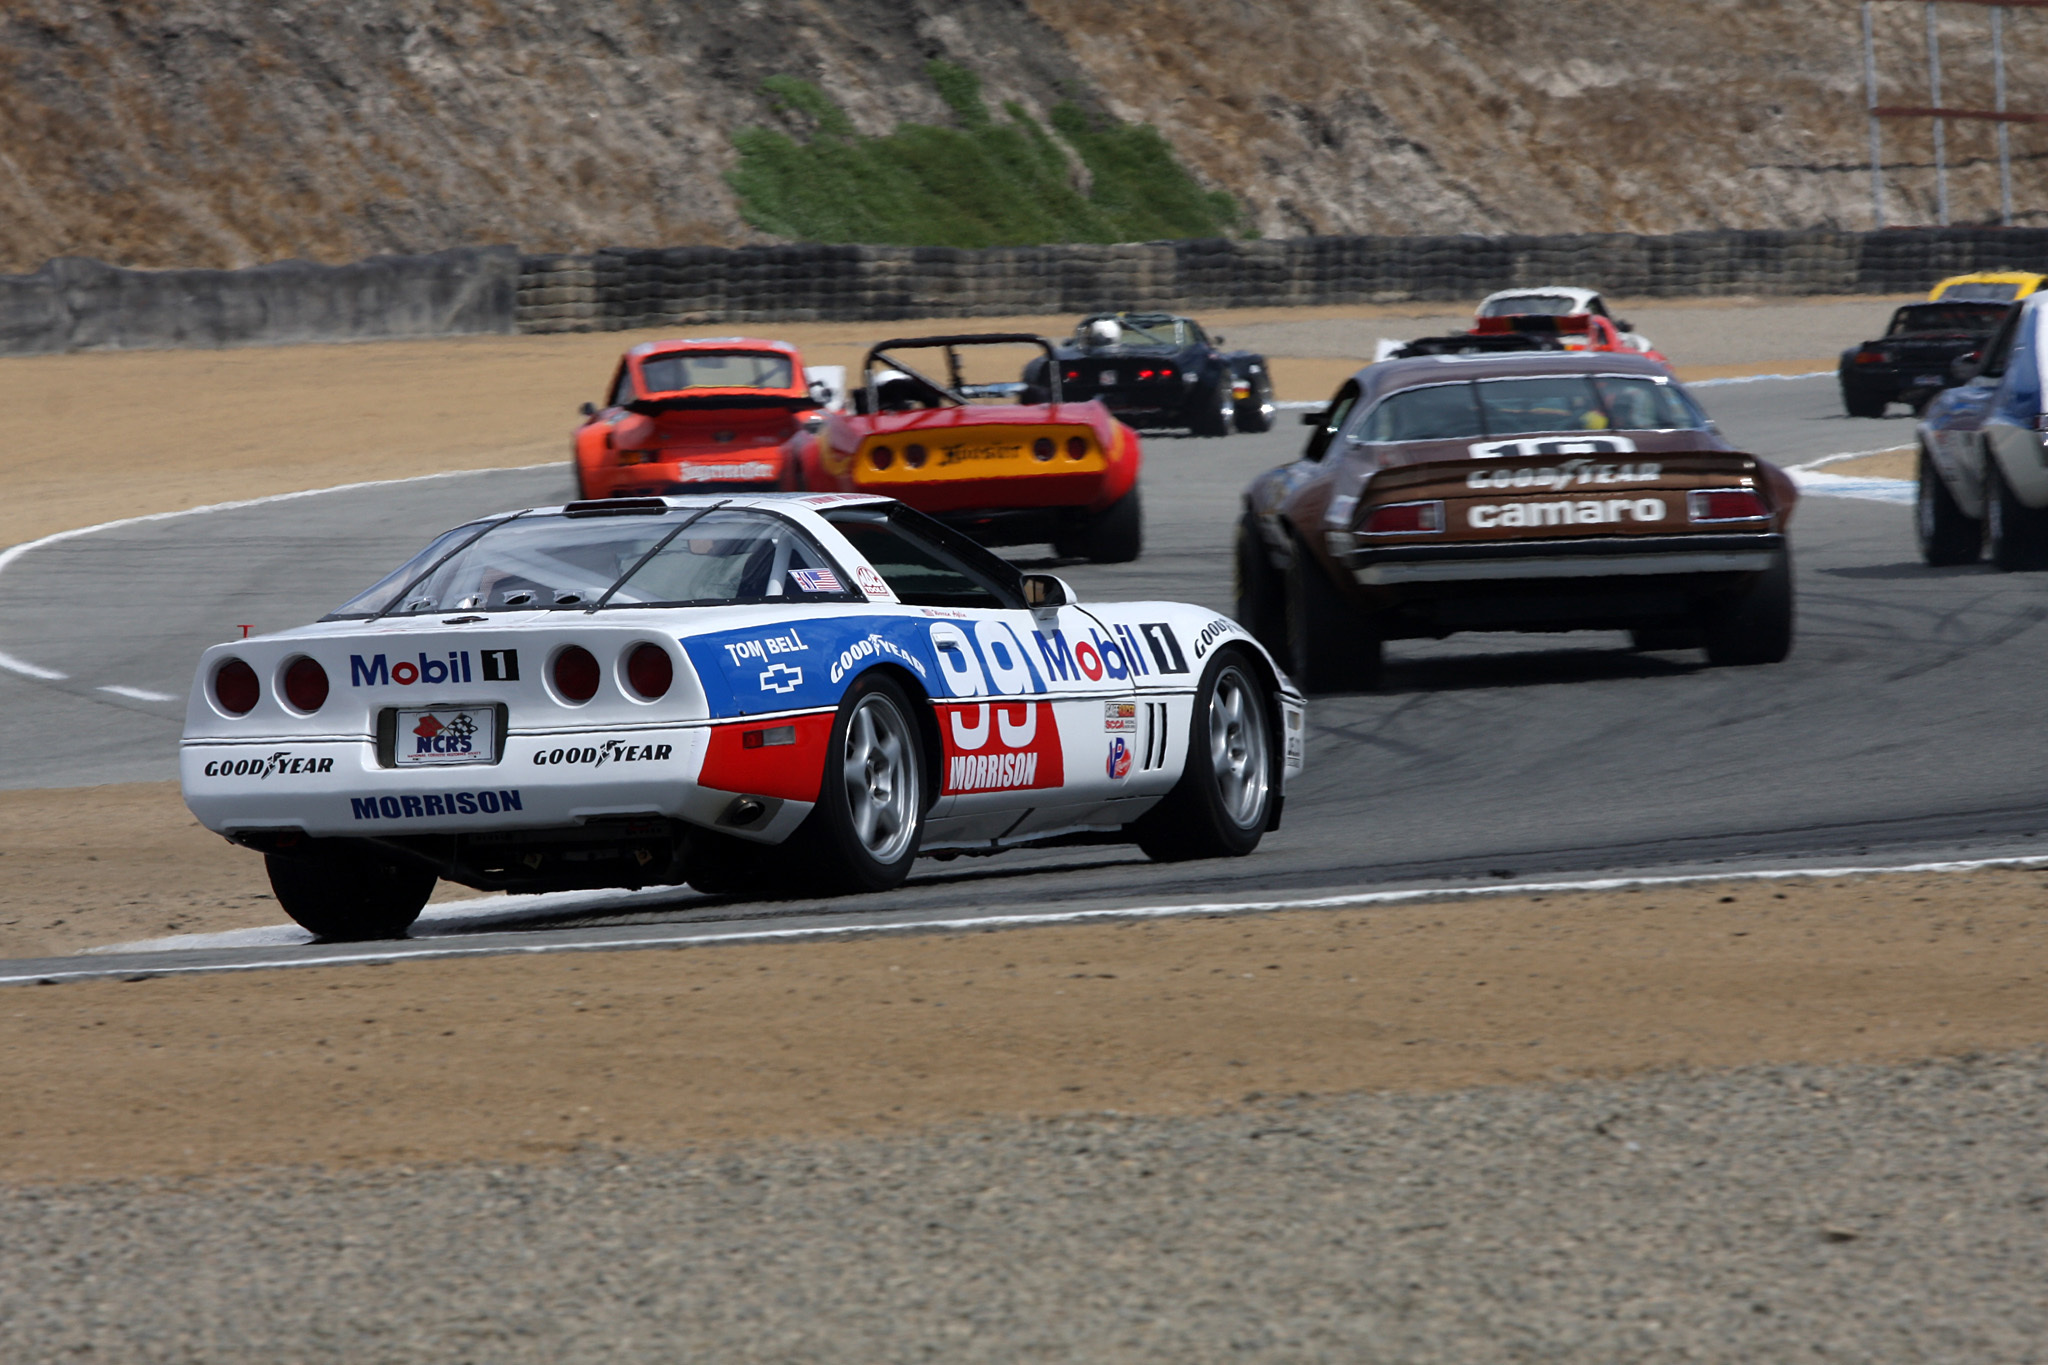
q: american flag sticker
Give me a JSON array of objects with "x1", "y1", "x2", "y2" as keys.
[{"x1": 790, "y1": 568, "x2": 842, "y2": 593}]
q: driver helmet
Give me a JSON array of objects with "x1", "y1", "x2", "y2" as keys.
[{"x1": 1083, "y1": 318, "x2": 1120, "y2": 348}]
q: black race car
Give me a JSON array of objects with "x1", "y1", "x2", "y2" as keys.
[
  {"x1": 1027, "y1": 312, "x2": 1276, "y2": 436},
  {"x1": 1839, "y1": 300, "x2": 2010, "y2": 417}
]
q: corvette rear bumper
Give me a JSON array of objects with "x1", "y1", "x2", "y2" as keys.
[{"x1": 1350, "y1": 532, "x2": 1783, "y2": 585}]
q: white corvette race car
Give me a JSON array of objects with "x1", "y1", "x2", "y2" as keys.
[{"x1": 182, "y1": 493, "x2": 1306, "y2": 939}]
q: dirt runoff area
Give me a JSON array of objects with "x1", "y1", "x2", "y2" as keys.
[{"x1": 3, "y1": 862, "x2": 2047, "y2": 1182}]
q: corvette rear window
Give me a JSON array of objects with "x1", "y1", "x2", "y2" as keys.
[
  {"x1": 325, "y1": 508, "x2": 851, "y2": 616},
  {"x1": 637, "y1": 351, "x2": 792, "y2": 395}
]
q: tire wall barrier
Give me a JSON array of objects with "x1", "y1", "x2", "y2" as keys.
[
  {"x1": 514, "y1": 228, "x2": 2048, "y2": 334},
  {"x1": 0, "y1": 246, "x2": 519, "y2": 356},
  {"x1": 3, "y1": 229, "x2": 2044, "y2": 355}
]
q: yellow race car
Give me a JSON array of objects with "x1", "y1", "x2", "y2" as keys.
[{"x1": 1928, "y1": 271, "x2": 2046, "y2": 303}]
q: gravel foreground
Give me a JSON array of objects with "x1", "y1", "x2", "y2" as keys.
[{"x1": 5, "y1": 1053, "x2": 2046, "y2": 1364}]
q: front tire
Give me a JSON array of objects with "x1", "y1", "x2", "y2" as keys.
[
  {"x1": 265, "y1": 842, "x2": 435, "y2": 940},
  {"x1": 1235, "y1": 510, "x2": 1287, "y2": 655},
  {"x1": 1917, "y1": 447, "x2": 1982, "y2": 566},
  {"x1": 1702, "y1": 549, "x2": 1795, "y2": 666},
  {"x1": 1133, "y1": 647, "x2": 1277, "y2": 861},
  {"x1": 1284, "y1": 542, "x2": 1382, "y2": 692},
  {"x1": 790, "y1": 673, "x2": 926, "y2": 893},
  {"x1": 1985, "y1": 454, "x2": 2048, "y2": 571}
]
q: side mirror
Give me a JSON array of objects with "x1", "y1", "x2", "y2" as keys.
[
  {"x1": 1948, "y1": 353, "x2": 1984, "y2": 386},
  {"x1": 579, "y1": 401, "x2": 597, "y2": 418},
  {"x1": 1021, "y1": 572, "x2": 1073, "y2": 608},
  {"x1": 1299, "y1": 411, "x2": 1322, "y2": 426}
]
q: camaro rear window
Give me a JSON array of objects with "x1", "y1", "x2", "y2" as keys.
[
  {"x1": 637, "y1": 351, "x2": 793, "y2": 395},
  {"x1": 1353, "y1": 375, "x2": 1706, "y2": 443},
  {"x1": 326, "y1": 508, "x2": 850, "y2": 617}
]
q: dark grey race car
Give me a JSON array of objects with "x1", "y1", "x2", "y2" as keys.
[{"x1": 1025, "y1": 312, "x2": 1276, "y2": 436}]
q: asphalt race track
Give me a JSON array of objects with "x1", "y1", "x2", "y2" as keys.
[{"x1": 12, "y1": 373, "x2": 2045, "y2": 979}]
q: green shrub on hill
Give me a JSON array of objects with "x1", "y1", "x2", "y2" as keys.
[{"x1": 728, "y1": 64, "x2": 1237, "y2": 247}]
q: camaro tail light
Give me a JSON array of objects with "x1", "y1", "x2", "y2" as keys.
[
  {"x1": 282, "y1": 656, "x2": 329, "y2": 713},
  {"x1": 213, "y1": 658, "x2": 260, "y2": 715},
  {"x1": 553, "y1": 646, "x2": 601, "y2": 703},
  {"x1": 1033, "y1": 438, "x2": 1057, "y2": 461},
  {"x1": 1360, "y1": 500, "x2": 1445, "y2": 535},
  {"x1": 869, "y1": 445, "x2": 894, "y2": 470},
  {"x1": 625, "y1": 643, "x2": 673, "y2": 700},
  {"x1": 1854, "y1": 348, "x2": 1888, "y2": 365},
  {"x1": 1688, "y1": 488, "x2": 1771, "y2": 523},
  {"x1": 1066, "y1": 436, "x2": 1089, "y2": 460},
  {"x1": 903, "y1": 443, "x2": 928, "y2": 468}
]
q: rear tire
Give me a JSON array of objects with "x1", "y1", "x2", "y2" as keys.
[
  {"x1": 1234, "y1": 510, "x2": 1287, "y2": 655},
  {"x1": 1917, "y1": 447, "x2": 1982, "y2": 566},
  {"x1": 1284, "y1": 542, "x2": 1382, "y2": 692},
  {"x1": 1702, "y1": 549, "x2": 1795, "y2": 666},
  {"x1": 1985, "y1": 454, "x2": 2048, "y2": 571},
  {"x1": 1841, "y1": 383, "x2": 1888, "y2": 418},
  {"x1": 787, "y1": 672, "x2": 926, "y2": 894},
  {"x1": 1233, "y1": 373, "x2": 1275, "y2": 433},
  {"x1": 1190, "y1": 377, "x2": 1233, "y2": 437},
  {"x1": 265, "y1": 842, "x2": 435, "y2": 940},
  {"x1": 1628, "y1": 625, "x2": 1702, "y2": 652},
  {"x1": 1132, "y1": 646, "x2": 1277, "y2": 862},
  {"x1": 1077, "y1": 488, "x2": 1143, "y2": 563}
]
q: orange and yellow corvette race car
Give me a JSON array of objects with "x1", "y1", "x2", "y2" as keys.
[
  {"x1": 782, "y1": 333, "x2": 1145, "y2": 563},
  {"x1": 573, "y1": 337, "x2": 822, "y2": 499}
]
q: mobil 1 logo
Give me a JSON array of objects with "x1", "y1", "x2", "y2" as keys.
[{"x1": 480, "y1": 649, "x2": 519, "y2": 682}]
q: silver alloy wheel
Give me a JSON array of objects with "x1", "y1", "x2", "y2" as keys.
[
  {"x1": 842, "y1": 692, "x2": 919, "y2": 864},
  {"x1": 1206, "y1": 664, "x2": 1270, "y2": 830}
]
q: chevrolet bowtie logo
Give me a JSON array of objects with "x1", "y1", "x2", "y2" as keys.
[{"x1": 759, "y1": 662, "x2": 804, "y2": 693}]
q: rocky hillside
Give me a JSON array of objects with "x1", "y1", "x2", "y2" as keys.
[{"x1": 1, "y1": 0, "x2": 2042, "y2": 272}]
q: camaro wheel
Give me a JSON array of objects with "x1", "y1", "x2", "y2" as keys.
[
  {"x1": 1234, "y1": 510, "x2": 1287, "y2": 655},
  {"x1": 1284, "y1": 541, "x2": 1382, "y2": 693},
  {"x1": 1916, "y1": 447, "x2": 1981, "y2": 566},
  {"x1": 264, "y1": 842, "x2": 436, "y2": 940},
  {"x1": 1702, "y1": 548, "x2": 1795, "y2": 667},
  {"x1": 796, "y1": 673, "x2": 926, "y2": 893},
  {"x1": 1985, "y1": 455, "x2": 2048, "y2": 571},
  {"x1": 1134, "y1": 646, "x2": 1277, "y2": 862}
]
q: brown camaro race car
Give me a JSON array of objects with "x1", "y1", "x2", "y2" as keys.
[{"x1": 1236, "y1": 352, "x2": 1799, "y2": 691}]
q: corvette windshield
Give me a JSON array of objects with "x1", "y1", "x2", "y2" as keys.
[
  {"x1": 1479, "y1": 294, "x2": 1582, "y2": 317},
  {"x1": 325, "y1": 508, "x2": 849, "y2": 616},
  {"x1": 637, "y1": 351, "x2": 793, "y2": 395},
  {"x1": 1083, "y1": 316, "x2": 1191, "y2": 347}
]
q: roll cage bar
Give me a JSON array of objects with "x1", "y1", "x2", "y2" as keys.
[{"x1": 859, "y1": 333, "x2": 1062, "y2": 411}]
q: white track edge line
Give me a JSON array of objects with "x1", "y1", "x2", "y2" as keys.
[
  {"x1": 1689, "y1": 370, "x2": 1833, "y2": 387},
  {"x1": 0, "y1": 461, "x2": 557, "y2": 682},
  {"x1": 12, "y1": 852, "x2": 2048, "y2": 985}
]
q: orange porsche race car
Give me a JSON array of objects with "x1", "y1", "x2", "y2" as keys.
[
  {"x1": 573, "y1": 337, "x2": 822, "y2": 499},
  {"x1": 783, "y1": 333, "x2": 1145, "y2": 562}
]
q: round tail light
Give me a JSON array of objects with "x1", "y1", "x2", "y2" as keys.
[
  {"x1": 626, "y1": 643, "x2": 673, "y2": 700},
  {"x1": 552, "y1": 646, "x2": 600, "y2": 703},
  {"x1": 869, "y1": 445, "x2": 894, "y2": 470},
  {"x1": 213, "y1": 658, "x2": 259, "y2": 715},
  {"x1": 1032, "y1": 438, "x2": 1056, "y2": 461},
  {"x1": 282, "y1": 656, "x2": 329, "y2": 713},
  {"x1": 903, "y1": 443, "x2": 928, "y2": 468},
  {"x1": 1066, "y1": 436, "x2": 1089, "y2": 460}
]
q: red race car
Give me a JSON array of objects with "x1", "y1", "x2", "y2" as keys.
[
  {"x1": 783, "y1": 333, "x2": 1145, "y2": 562},
  {"x1": 573, "y1": 337, "x2": 823, "y2": 498}
]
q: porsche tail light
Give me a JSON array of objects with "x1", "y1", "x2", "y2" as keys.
[
  {"x1": 1854, "y1": 348, "x2": 1888, "y2": 365},
  {"x1": 869, "y1": 445, "x2": 894, "y2": 470},
  {"x1": 1360, "y1": 500, "x2": 1445, "y2": 535},
  {"x1": 1066, "y1": 436, "x2": 1089, "y2": 460},
  {"x1": 625, "y1": 643, "x2": 673, "y2": 700},
  {"x1": 1033, "y1": 438, "x2": 1056, "y2": 461},
  {"x1": 213, "y1": 658, "x2": 260, "y2": 715},
  {"x1": 903, "y1": 443, "x2": 928, "y2": 469},
  {"x1": 619, "y1": 449, "x2": 659, "y2": 466},
  {"x1": 282, "y1": 656, "x2": 329, "y2": 713},
  {"x1": 552, "y1": 646, "x2": 601, "y2": 703},
  {"x1": 1688, "y1": 489, "x2": 1770, "y2": 523}
]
